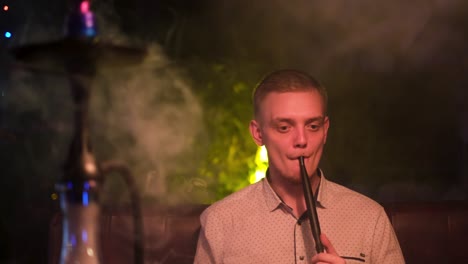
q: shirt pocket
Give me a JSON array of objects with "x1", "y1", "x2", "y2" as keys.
[{"x1": 342, "y1": 256, "x2": 366, "y2": 263}]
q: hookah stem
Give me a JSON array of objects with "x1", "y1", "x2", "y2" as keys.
[
  {"x1": 100, "y1": 160, "x2": 144, "y2": 264},
  {"x1": 299, "y1": 156, "x2": 324, "y2": 253}
]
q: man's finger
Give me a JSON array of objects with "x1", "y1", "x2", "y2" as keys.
[
  {"x1": 311, "y1": 253, "x2": 344, "y2": 264},
  {"x1": 320, "y1": 233, "x2": 338, "y2": 255},
  {"x1": 311, "y1": 234, "x2": 345, "y2": 264}
]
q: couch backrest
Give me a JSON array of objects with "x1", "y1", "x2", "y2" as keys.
[
  {"x1": 49, "y1": 204, "x2": 207, "y2": 264},
  {"x1": 384, "y1": 201, "x2": 468, "y2": 264},
  {"x1": 49, "y1": 201, "x2": 468, "y2": 264}
]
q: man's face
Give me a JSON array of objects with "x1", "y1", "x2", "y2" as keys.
[{"x1": 250, "y1": 90, "x2": 329, "y2": 184}]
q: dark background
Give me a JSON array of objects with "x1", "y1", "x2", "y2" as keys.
[{"x1": 1, "y1": 0, "x2": 467, "y2": 263}]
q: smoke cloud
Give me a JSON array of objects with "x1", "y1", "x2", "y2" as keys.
[
  {"x1": 91, "y1": 45, "x2": 204, "y2": 203},
  {"x1": 4, "y1": 0, "x2": 468, "y2": 204},
  {"x1": 6, "y1": 2, "x2": 205, "y2": 205}
]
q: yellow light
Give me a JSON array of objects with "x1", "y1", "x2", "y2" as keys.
[
  {"x1": 254, "y1": 169, "x2": 265, "y2": 182},
  {"x1": 258, "y1": 145, "x2": 268, "y2": 163},
  {"x1": 51, "y1": 193, "x2": 58, "y2": 200},
  {"x1": 86, "y1": 248, "x2": 95, "y2": 256},
  {"x1": 249, "y1": 146, "x2": 269, "y2": 184}
]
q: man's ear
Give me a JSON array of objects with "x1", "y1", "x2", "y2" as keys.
[{"x1": 249, "y1": 120, "x2": 263, "y2": 146}]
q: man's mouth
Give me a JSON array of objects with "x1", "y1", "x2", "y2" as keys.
[{"x1": 291, "y1": 155, "x2": 308, "y2": 160}]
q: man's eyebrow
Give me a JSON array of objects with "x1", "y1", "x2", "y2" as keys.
[
  {"x1": 306, "y1": 116, "x2": 326, "y2": 123},
  {"x1": 271, "y1": 117, "x2": 294, "y2": 123},
  {"x1": 270, "y1": 116, "x2": 325, "y2": 124}
]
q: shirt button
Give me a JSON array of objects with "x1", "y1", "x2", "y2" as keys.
[{"x1": 299, "y1": 256, "x2": 305, "y2": 260}]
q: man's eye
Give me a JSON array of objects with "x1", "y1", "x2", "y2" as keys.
[
  {"x1": 309, "y1": 124, "x2": 320, "y2": 131},
  {"x1": 278, "y1": 126, "x2": 290, "y2": 132}
]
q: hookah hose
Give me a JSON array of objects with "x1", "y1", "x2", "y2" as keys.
[
  {"x1": 299, "y1": 156, "x2": 324, "y2": 253},
  {"x1": 100, "y1": 160, "x2": 144, "y2": 264}
]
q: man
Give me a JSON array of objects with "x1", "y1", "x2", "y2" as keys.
[{"x1": 195, "y1": 69, "x2": 404, "y2": 263}]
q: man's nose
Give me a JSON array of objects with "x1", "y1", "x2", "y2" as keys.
[{"x1": 294, "y1": 128, "x2": 307, "y2": 148}]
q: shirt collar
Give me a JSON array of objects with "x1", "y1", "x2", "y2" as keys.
[
  {"x1": 261, "y1": 168, "x2": 331, "y2": 211},
  {"x1": 316, "y1": 169, "x2": 329, "y2": 209},
  {"x1": 261, "y1": 176, "x2": 284, "y2": 212}
]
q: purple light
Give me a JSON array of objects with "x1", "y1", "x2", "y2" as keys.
[{"x1": 70, "y1": 234, "x2": 77, "y2": 246}]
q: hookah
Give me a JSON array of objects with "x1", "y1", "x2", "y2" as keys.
[{"x1": 11, "y1": 1, "x2": 147, "y2": 263}]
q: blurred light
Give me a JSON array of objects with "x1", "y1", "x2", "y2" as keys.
[
  {"x1": 85, "y1": 13, "x2": 94, "y2": 27},
  {"x1": 70, "y1": 234, "x2": 77, "y2": 246},
  {"x1": 51, "y1": 193, "x2": 58, "y2": 200},
  {"x1": 84, "y1": 28, "x2": 96, "y2": 37},
  {"x1": 80, "y1": 1, "x2": 90, "y2": 13},
  {"x1": 4, "y1": 32, "x2": 12, "y2": 38},
  {"x1": 84, "y1": 161, "x2": 96, "y2": 174},
  {"x1": 250, "y1": 169, "x2": 265, "y2": 183},
  {"x1": 249, "y1": 146, "x2": 269, "y2": 184},
  {"x1": 3, "y1": 5, "x2": 8, "y2": 11},
  {"x1": 82, "y1": 191, "x2": 89, "y2": 206},
  {"x1": 258, "y1": 145, "x2": 268, "y2": 162},
  {"x1": 81, "y1": 230, "x2": 88, "y2": 242}
]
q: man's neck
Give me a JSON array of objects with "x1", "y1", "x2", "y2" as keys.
[{"x1": 268, "y1": 170, "x2": 321, "y2": 218}]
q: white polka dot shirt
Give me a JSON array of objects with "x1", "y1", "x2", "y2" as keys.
[{"x1": 194, "y1": 174, "x2": 405, "y2": 264}]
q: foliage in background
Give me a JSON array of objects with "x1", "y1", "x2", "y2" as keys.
[{"x1": 182, "y1": 60, "x2": 264, "y2": 202}]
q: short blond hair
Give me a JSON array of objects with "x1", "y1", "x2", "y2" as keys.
[{"x1": 252, "y1": 69, "x2": 328, "y2": 117}]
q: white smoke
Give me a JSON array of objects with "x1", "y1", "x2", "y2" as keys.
[
  {"x1": 91, "y1": 45, "x2": 203, "y2": 202},
  {"x1": 6, "y1": 1, "x2": 205, "y2": 204}
]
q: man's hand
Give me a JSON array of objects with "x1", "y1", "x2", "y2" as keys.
[{"x1": 311, "y1": 234, "x2": 345, "y2": 264}]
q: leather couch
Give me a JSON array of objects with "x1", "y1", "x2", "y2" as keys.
[
  {"x1": 384, "y1": 201, "x2": 468, "y2": 264},
  {"x1": 49, "y1": 201, "x2": 468, "y2": 264}
]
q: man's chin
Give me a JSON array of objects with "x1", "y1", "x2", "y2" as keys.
[{"x1": 284, "y1": 175, "x2": 303, "y2": 185}]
